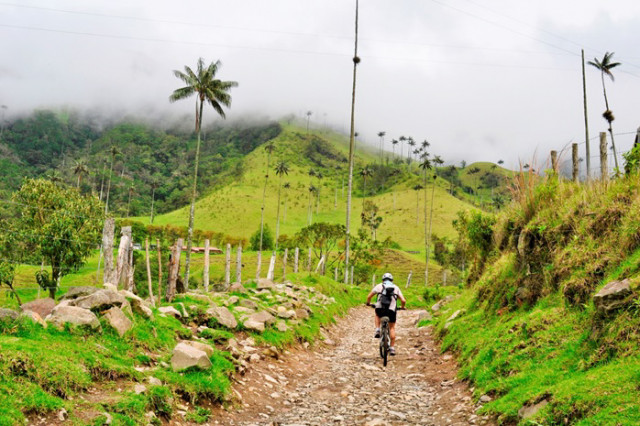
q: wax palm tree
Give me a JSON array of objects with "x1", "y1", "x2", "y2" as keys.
[
  {"x1": 149, "y1": 178, "x2": 159, "y2": 224},
  {"x1": 126, "y1": 184, "x2": 135, "y2": 218},
  {"x1": 399, "y1": 136, "x2": 406, "y2": 160},
  {"x1": 315, "y1": 172, "x2": 323, "y2": 214},
  {"x1": 407, "y1": 137, "x2": 416, "y2": 163},
  {"x1": 344, "y1": 0, "x2": 360, "y2": 283},
  {"x1": 274, "y1": 161, "x2": 289, "y2": 250},
  {"x1": 413, "y1": 184, "x2": 423, "y2": 225},
  {"x1": 377, "y1": 131, "x2": 386, "y2": 163},
  {"x1": 307, "y1": 184, "x2": 317, "y2": 225},
  {"x1": 426, "y1": 155, "x2": 444, "y2": 284},
  {"x1": 282, "y1": 182, "x2": 291, "y2": 223},
  {"x1": 170, "y1": 57, "x2": 238, "y2": 288},
  {"x1": 391, "y1": 139, "x2": 398, "y2": 159},
  {"x1": 360, "y1": 166, "x2": 372, "y2": 210},
  {"x1": 419, "y1": 156, "x2": 432, "y2": 285},
  {"x1": 588, "y1": 51, "x2": 621, "y2": 171},
  {"x1": 73, "y1": 159, "x2": 89, "y2": 188},
  {"x1": 306, "y1": 111, "x2": 313, "y2": 134},
  {"x1": 258, "y1": 142, "x2": 275, "y2": 250},
  {"x1": 104, "y1": 145, "x2": 120, "y2": 215}
]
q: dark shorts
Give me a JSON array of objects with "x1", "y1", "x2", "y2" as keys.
[{"x1": 375, "y1": 307, "x2": 397, "y2": 324}]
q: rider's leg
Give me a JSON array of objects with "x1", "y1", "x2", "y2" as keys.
[
  {"x1": 375, "y1": 315, "x2": 381, "y2": 329},
  {"x1": 389, "y1": 322, "x2": 397, "y2": 347}
]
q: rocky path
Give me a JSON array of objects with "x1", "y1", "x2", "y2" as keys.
[{"x1": 215, "y1": 307, "x2": 493, "y2": 426}]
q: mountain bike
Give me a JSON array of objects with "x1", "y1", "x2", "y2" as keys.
[{"x1": 368, "y1": 304, "x2": 404, "y2": 367}]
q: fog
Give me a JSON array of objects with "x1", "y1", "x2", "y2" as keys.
[{"x1": 2, "y1": 0, "x2": 640, "y2": 168}]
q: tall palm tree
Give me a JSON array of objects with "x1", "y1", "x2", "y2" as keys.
[
  {"x1": 170, "y1": 57, "x2": 238, "y2": 288},
  {"x1": 259, "y1": 143, "x2": 275, "y2": 250},
  {"x1": 126, "y1": 184, "x2": 135, "y2": 218},
  {"x1": 377, "y1": 131, "x2": 386, "y2": 163},
  {"x1": 73, "y1": 159, "x2": 89, "y2": 188},
  {"x1": 149, "y1": 178, "x2": 159, "y2": 224},
  {"x1": 360, "y1": 167, "x2": 372, "y2": 210},
  {"x1": 282, "y1": 182, "x2": 291, "y2": 224},
  {"x1": 588, "y1": 52, "x2": 621, "y2": 172},
  {"x1": 407, "y1": 137, "x2": 416, "y2": 163},
  {"x1": 306, "y1": 111, "x2": 313, "y2": 134},
  {"x1": 274, "y1": 161, "x2": 289, "y2": 250},
  {"x1": 344, "y1": 0, "x2": 360, "y2": 284},
  {"x1": 399, "y1": 136, "x2": 406, "y2": 160},
  {"x1": 426, "y1": 155, "x2": 444, "y2": 284},
  {"x1": 413, "y1": 184, "x2": 423, "y2": 225},
  {"x1": 315, "y1": 172, "x2": 323, "y2": 214},
  {"x1": 419, "y1": 156, "x2": 432, "y2": 285},
  {"x1": 391, "y1": 139, "x2": 398, "y2": 159},
  {"x1": 104, "y1": 145, "x2": 120, "y2": 215},
  {"x1": 307, "y1": 184, "x2": 317, "y2": 225}
]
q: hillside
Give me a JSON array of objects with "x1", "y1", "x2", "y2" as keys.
[
  {"x1": 152, "y1": 124, "x2": 477, "y2": 251},
  {"x1": 424, "y1": 173, "x2": 640, "y2": 424}
]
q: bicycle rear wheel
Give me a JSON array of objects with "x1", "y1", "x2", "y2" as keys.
[{"x1": 380, "y1": 317, "x2": 390, "y2": 367}]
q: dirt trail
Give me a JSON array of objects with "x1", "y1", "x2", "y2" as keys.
[{"x1": 216, "y1": 307, "x2": 493, "y2": 425}]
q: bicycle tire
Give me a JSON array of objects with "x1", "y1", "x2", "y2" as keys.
[{"x1": 381, "y1": 317, "x2": 390, "y2": 367}]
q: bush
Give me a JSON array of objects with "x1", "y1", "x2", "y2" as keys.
[{"x1": 250, "y1": 224, "x2": 274, "y2": 251}]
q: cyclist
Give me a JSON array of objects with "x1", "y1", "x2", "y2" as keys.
[{"x1": 366, "y1": 272, "x2": 406, "y2": 356}]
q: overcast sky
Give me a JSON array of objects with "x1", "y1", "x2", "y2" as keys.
[{"x1": 2, "y1": 0, "x2": 640, "y2": 168}]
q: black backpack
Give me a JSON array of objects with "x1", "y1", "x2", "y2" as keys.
[{"x1": 378, "y1": 284, "x2": 396, "y2": 309}]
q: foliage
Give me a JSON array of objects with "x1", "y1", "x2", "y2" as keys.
[
  {"x1": 294, "y1": 222, "x2": 345, "y2": 270},
  {"x1": 249, "y1": 224, "x2": 274, "y2": 251},
  {"x1": 11, "y1": 179, "x2": 102, "y2": 298},
  {"x1": 360, "y1": 201, "x2": 383, "y2": 240},
  {"x1": 623, "y1": 143, "x2": 640, "y2": 175}
]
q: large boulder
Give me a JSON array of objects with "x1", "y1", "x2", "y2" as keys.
[
  {"x1": 276, "y1": 306, "x2": 296, "y2": 319},
  {"x1": 229, "y1": 282, "x2": 246, "y2": 293},
  {"x1": 180, "y1": 340, "x2": 214, "y2": 357},
  {"x1": 206, "y1": 306, "x2": 237, "y2": 329},
  {"x1": 240, "y1": 299, "x2": 258, "y2": 310},
  {"x1": 20, "y1": 310, "x2": 47, "y2": 328},
  {"x1": 594, "y1": 279, "x2": 633, "y2": 315},
  {"x1": 103, "y1": 307, "x2": 132, "y2": 337},
  {"x1": 20, "y1": 298, "x2": 56, "y2": 319},
  {"x1": 243, "y1": 318, "x2": 265, "y2": 333},
  {"x1": 72, "y1": 289, "x2": 127, "y2": 312},
  {"x1": 61, "y1": 286, "x2": 99, "y2": 301},
  {"x1": 158, "y1": 306, "x2": 182, "y2": 319},
  {"x1": 256, "y1": 278, "x2": 275, "y2": 290},
  {"x1": 119, "y1": 290, "x2": 153, "y2": 319},
  {"x1": 0, "y1": 308, "x2": 19, "y2": 321},
  {"x1": 171, "y1": 342, "x2": 212, "y2": 371},
  {"x1": 250, "y1": 310, "x2": 276, "y2": 326},
  {"x1": 47, "y1": 305, "x2": 101, "y2": 331}
]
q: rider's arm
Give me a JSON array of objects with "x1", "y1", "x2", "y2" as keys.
[
  {"x1": 366, "y1": 290, "x2": 376, "y2": 305},
  {"x1": 397, "y1": 290, "x2": 407, "y2": 309}
]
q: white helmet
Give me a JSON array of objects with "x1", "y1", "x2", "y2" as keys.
[{"x1": 382, "y1": 272, "x2": 393, "y2": 281}]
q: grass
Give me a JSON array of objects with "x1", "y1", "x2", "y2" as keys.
[{"x1": 426, "y1": 174, "x2": 640, "y2": 424}]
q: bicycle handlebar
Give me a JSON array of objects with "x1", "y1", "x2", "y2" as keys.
[{"x1": 366, "y1": 303, "x2": 406, "y2": 310}]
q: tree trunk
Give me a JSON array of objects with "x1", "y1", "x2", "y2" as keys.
[
  {"x1": 116, "y1": 226, "x2": 132, "y2": 289},
  {"x1": 600, "y1": 132, "x2": 608, "y2": 180},
  {"x1": 282, "y1": 248, "x2": 288, "y2": 279},
  {"x1": 275, "y1": 176, "x2": 283, "y2": 251},
  {"x1": 267, "y1": 252, "x2": 276, "y2": 280},
  {"x1": 102, "y1": 218, "x2": 115, "y2": 286},
  {"x1": 582, "y1": 49, "x2": 591, "y2": 180},
  {"x1": 184, "y1": 99, "x2": 205, "y2": 289},
  {"x1": 406, "y1": 270, "x2": 412, "y2": 288},
  {"x1": 600, "y1": 72, "x2": 619, "y2": 171},
  {"x1": 426, "y1": 177, "x2": 436, "y2": 285},
  {"x1": 167, "y1": 238, "x2": 183, "y2": 302},
  {"x1": 572, "y1": 143, "x2": 579, "y2": 182},
  {"x1": 423, "y1": 170, "x2": 429, "y2": 285},
  {"x1": 344, "y1": 0, "x2": 360, "y2": 284},
  {"x1": 150, "y1": 186, "x2": 156, "y2": 224},
  {"x1": 294, "y1": 247, "x2": 299, "y2": 273}
]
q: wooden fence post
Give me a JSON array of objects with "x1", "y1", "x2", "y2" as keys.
[
  {"x1": 156, "y1": 238, "x2": 162, "y2": 305},
  {"x1": 267, "y1": 252, "x2": 276, "y2": 280},
  {"x1": 167, "y1": 238, "x2": 182, "y2": 302},
  {"x1": 406, "y1": 270, "x2": 412, "y2": 288},
  {"x1": 102, "y1": 218, "x2": 115, "y2": 286},
  {"x1": 550, "y1": 150, "x2": 558, "y2": 173},
  {"x1": 372, "y1": 274, "x2": 376, "y2": 286},
  {"x1": 225, "y1": 243, "x2": 231, "y2": 288},
  {"x1": 350, "y1": 266, "x2": 354, "y2": 285},
  {"x1": 126, "y1": 237, "x2": 135, "y2": 292},
  {"x1": 572, "y1": 143, "x2": 579, "y2": 182},
  {"x1": 256, "y1": 251, "x2": 262, "y2": 281},
  {"x1": 294, "y1": 247, "x2": 299, "y2": 273},
  {"x1": 307, "y1": 247, "x2": 312, "y2": 272},
  {"x1": 282, "y1": 248, "x2": 288, "y2": 279},
  {"x1": 203, "y1": 239, "x2": 210, "y2": 292},
  {"x1": 236, "y1": 244, "x2": 242, "y2": 283},
  {"x1": 600, "y1": 132, "x2": 608, "y2": 180},
  {"x1": 145, "y1": 238, "x2": 155, "y2": 306}
]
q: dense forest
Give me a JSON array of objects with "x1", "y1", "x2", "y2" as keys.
[{"x1": 0, "y1": 110, "x2": 281, "y2": 219}]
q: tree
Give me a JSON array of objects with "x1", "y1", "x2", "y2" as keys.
[
  {"x1": 413, "y1": 184, "x2": 424, "y2": 224},
  {"x1": 274, "y1": 161, "x2": 289, "y2": 250},
  {"x1": 0, "y1": 228, "x2": 21, "y2": 305},
  {"x1": 315, "y1": 171, "x2": 323, "y2": 213},
  {"x1": 344, "y1": 0, "x2": 360, "y2": 283},
  {"x1": 391, "y1": 139, "x2": 398, "y2": 159},
  {"x1": 104, "y1": 145, "x2": 120, "y2": 215},
  {"x1": 307, "y1": 184, "x2": 317, "y2": 225},
  {"x1": 295, "y1": 222, "x2": 345, "y2": 271},
  {"x1": 258, "y1": 142, "x2": 275, "y2": 256},
  {"x1": 250, "y1": 224, "x2": 273, "y2": 251},
  {"x1": 282, "y1": 182, "x2": 291, "y2": 224},
  {"x1": 399, "y1": 136, "x2": 406, "y2": 159},
  {"x1": 306, "y1": 111, "x2": 313, "y2": 134},
  {"x1": 126, "y1": 183, "x2": 135, "y2": 218},
  {"x1": 407, "y1": 137, "x2": 416, "y2": 163},
  {"x1": 426, "y1": 155, "x2": 445, "y2": 284},
  {"x1": 419, "y1": 156, "x2": 432, "y2": 285},
  {"x1": 13, "y1": 178, "x2": 102, "y2": 299},
  {"x1": 149, "y1": 178, "x2": 159, "y2": 224},
  {"x1": 360, "y1": 166, "x2": 372, "y2": 209},
  {"x1": 73, "y1": 159, "x2": 89, "y2": 188},
  {"x1": 170, "y1": 57, "x2": 238, "y2": 288},
  {"x1": 588, "y1": 52, "x2": 621, "y2": 172},
  {"x1": 377, "y1": 131, "x2": 386, "y2": 163},
  {"x1": 361, "y1": 200, "x2": 383, "y2": 240}
]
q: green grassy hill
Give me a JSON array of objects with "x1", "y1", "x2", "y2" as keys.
[
  {"x1": 425, "y1": 174, "x2": 640, "y2": 424},
  {"x1": 149, "y1": 124, "x2": 477, "y2": 251}
]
